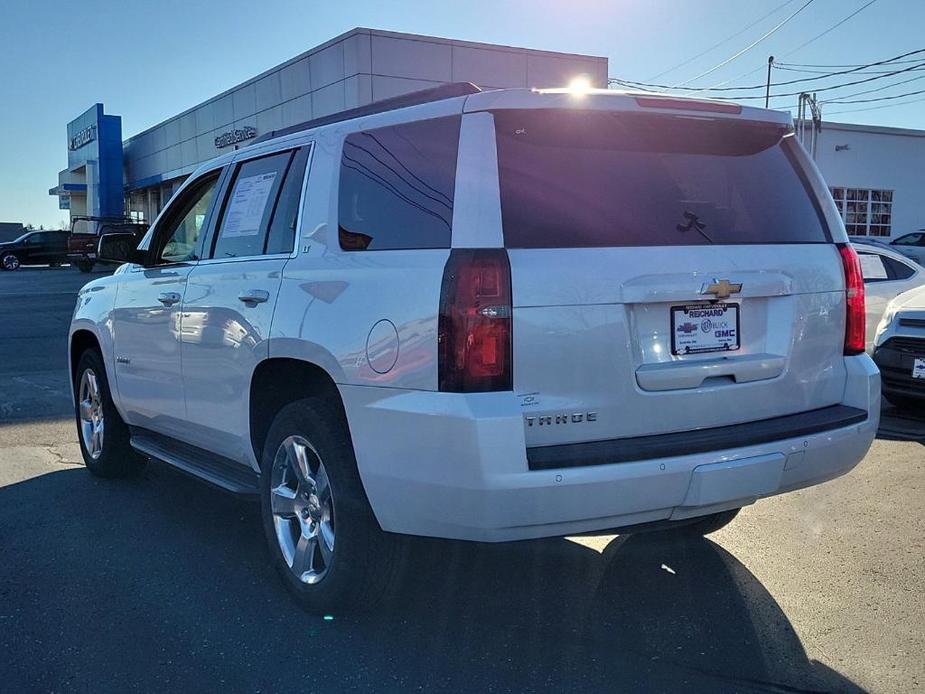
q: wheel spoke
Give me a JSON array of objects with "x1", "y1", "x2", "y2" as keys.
[
  {"x1": 318, "y1": 522, "x2": 334, "y2": 567},
  {"x1": 314, "y1": 463, "x2": 330, "y2": 500},
  {"x1": 270, "y1": 485, "x2": 298, "y2": 517},
  {"x1": 289, "y1": 440, "x2": 313, "y2": 485},
  {"x1": 291, "y1": 532, "x2": 316, "y2": 577},
  {"x1": 79, "y1": 399, "x2": 94, "y2": 422},
  {"x1": 86, "y1": 372, "x2": 99, "y2": 401}
]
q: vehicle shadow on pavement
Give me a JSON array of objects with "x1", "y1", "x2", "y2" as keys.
[{"x1": 0, "y1": 461, "x2": 863, "y2": 693}]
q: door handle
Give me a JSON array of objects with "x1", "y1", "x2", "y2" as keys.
[
  {"x1": 238, "y1": 289, "x2": 269, "y2": 305},
  {"x1": 157, "y1": 292, "x2": 181, "y2": 306}
]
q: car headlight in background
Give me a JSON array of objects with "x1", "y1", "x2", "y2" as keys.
[{"x1": 875, "y1": 305, "x2": 897, "y2": 343}]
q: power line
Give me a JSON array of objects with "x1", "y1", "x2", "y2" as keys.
[
  {"x1": 608, "y1": 48, "x2": 925, "y2": 93},
  {"x1": 777, "y1": 58, "x2": 924, "y2": 70},
  {"x1": 819, "y1": 72, "x2": 925, "y2": 102},
  {"x1": 646, "y1": 0, "x2": 797, "y2": 81},
  {"x1": 774, "y1": 0, "x2": 878, "y2": 60},
  {"x1": 714, "y1": 60, "x2": 925, "y2": 100},
  {"x1": 826, "y1": 94, "x2": 925, "y2": 114},
  {"x1": 672, "y1": 0, "x2": 817, "y2": 87},
  {"x1": 824, "y1": 87, "x2": 925, "y2": 104},
  {"x1": 775, "y1": 64, "x2": 925, "y2": 75},
  {"x1": 704, "y1": 0, "x2": 880, "y2": 89}
]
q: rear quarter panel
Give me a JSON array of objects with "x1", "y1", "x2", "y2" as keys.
[{"x1": 267, "y1": 123, "x2": 449, "y2": 390}]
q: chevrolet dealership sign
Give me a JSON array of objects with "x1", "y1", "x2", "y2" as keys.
[
  {"x1": 68, "y1": 125, "x2": 96, "y2": 151},
  {"x1": 215, "y1": 126, "x2": 257, "y2": 149}
]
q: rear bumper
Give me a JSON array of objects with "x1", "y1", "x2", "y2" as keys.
[{"x1": 342, "y1": 355, "x2": 880, "y2": 542}]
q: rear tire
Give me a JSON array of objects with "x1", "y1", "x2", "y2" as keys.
[
  {"x1": 75, "y1": 259, "x2": 95, "y2": 273},
  {"x1": 678, "y1": 508, "x2": 740, "y2": 536},
  {"x1": 2, "y1": 252, "x2": 20, "y2": 271},
  {"x1": 74, "y1": 349, "x2": 146, "y2": 478},
  {"x1": 259, "y1": 398, "x2": 405, "y2": 614}
]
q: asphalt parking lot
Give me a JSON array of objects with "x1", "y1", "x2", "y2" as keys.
[{"x1": 1, "y1": 266, "x2": 923, "y2": 693}]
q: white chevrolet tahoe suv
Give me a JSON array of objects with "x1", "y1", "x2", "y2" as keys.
[{"x1": 70, "y1": 84, "x2": 880, "y2": 613}]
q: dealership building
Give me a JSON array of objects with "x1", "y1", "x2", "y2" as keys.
[
  {"x1": 49, "y1": 28, "x2": 606, "y2": 225},
  {"x1": 50, "y1": 27, "x2": 924, "y2": 240}
]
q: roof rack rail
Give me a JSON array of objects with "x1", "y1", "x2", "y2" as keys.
[{"x1": 249, "y1": 82, "x2": 482, "y2": 145}]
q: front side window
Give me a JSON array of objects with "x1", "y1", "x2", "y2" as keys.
[
  {"x1": 338, "y1": 116, "x2": 460, "y2": 251},
  {"x1": 892, "y1": 233, "x2": 922, "y2": 246},
  {"x1": 154, "y1": 174, "x2": 219, "y2": 264}
]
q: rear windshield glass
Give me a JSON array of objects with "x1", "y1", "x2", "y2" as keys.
[{"x1": 494, "y1": 109, "x2": 829, "y2": 248}]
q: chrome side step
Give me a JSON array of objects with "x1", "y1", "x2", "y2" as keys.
[{"x1": 130, "y1": 428, "x2": 260, "y2": 496}]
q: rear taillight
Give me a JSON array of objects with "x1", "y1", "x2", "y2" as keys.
[
  {"x1": 438, "y1": 249, "x2": 512, "y2": 392},
  {"x1": 838, "y1": 243, "x2": 866, "y2": 355}
]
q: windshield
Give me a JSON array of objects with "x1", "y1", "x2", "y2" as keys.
[{"x1": 494, "y1": 109, "x2": 830, "y2": 248}]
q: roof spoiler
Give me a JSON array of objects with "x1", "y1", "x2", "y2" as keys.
[{"x1": 250, "y1": 81, "x2": 482, "y2": 145}]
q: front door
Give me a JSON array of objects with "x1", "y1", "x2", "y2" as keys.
[
  {"x1": 180, "y1": 146, "x2": 310, "y2": 465},
  {"x1": 112, "y1": 171, "x2": 222, "y2": 439}
]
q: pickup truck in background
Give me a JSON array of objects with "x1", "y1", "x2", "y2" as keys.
[{"x1": 68, "y1": 216, "x2": 147, "y2": 272}]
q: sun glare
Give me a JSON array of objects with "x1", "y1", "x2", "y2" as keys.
[{"x1": 568, "y1": 76, "x2": 592, "y2": 95}]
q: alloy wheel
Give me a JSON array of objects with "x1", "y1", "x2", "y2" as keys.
[
  {"x1": 78, "y1": 369, "x2": 105, "y2": 459},
  {"x1": 270, "y1": 435, "x2": 335, "y2": 584},
  {"x1": 2, "y1": 254, "x2": 20, "y2": 271}
]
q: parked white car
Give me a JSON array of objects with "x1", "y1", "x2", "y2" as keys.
[
  {"x1": 873, "y1": 283, "x2": 925, "y2": 409},
  {"x1": 852, "y1": 241, "x2": 925, "y2": 351},
  {"x1": 68, "y1": 84, "x2": 880, "y2": 613},
  {"x1": 887, "y1": 230, "x2": 925, "y2": 266}
]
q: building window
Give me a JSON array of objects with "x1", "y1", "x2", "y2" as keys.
[{"x1": 830, "y1": 187, "x2": 893, "y2": 237}]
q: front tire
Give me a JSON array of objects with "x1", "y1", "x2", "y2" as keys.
[
  {"x1": 74, "y1": 349, "x2": 146, "y2": 478},
  {"x1": 260, "y1": 398, "x2": 405, "y2": 614},
  {"x1": 2, "y1": 252, "x2": 20, "y2": 271}
]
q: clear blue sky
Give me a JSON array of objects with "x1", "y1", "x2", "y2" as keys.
[{"x1": 1, "y1": 0, "x2": 922, "y2": 228}]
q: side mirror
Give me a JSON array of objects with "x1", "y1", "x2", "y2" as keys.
[{"x1": 98, "y1": 232, "x2": 144, "y2": 265}]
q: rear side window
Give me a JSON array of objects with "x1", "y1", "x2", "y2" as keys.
[
  {"x1": 494, "y1": 109, "x2": 829, "y2": 248},
  {"x1": 883, "y1": 255, "x2": 916, "y2": 280},
  {"x1": 266, "y1": 147, "x2": 310, "y2": 255},
  {"x1": 338, "y1": 116, "x2": 460, "y2": 251},
  {"x1": 212, "y1": 150, "x2": 298, "y2": 259},
  {"x1": 859, "y1": 252, "x2": 889, "y2": 281}
]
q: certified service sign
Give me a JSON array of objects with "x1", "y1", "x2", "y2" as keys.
[{"x1": 215, "y1": 126, "x2": 257, "y2": 149}]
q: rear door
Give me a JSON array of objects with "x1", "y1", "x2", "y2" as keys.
[
  {"x1": 21, "y1": 232, "x2": 45, "y2": 264},
  {"x1": 491, "y1": 108, "x2": 847, "y2": 447},
  {"x1": 179, "y1": 145, "x2": 310, "y2": 464}
]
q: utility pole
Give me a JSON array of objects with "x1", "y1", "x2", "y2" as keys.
[{"x1": 765, "y1": 55, "x2": 774, "y2": 108}]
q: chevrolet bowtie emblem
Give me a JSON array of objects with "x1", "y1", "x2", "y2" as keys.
[{"x1": 701, "y1": 279, "x2": 742, "y2": 300}]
